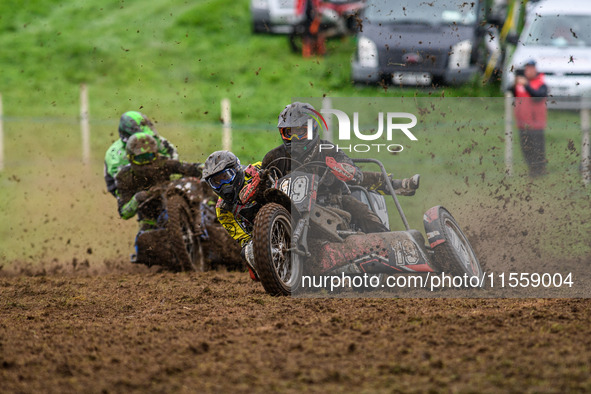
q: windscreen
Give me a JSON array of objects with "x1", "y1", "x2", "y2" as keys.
[
  {"x1": 523, "y1": 15, "x2": 591, "y2": 47},
  {"x1": 364, "y1": 0, "x2": 479, "y2": 25}
]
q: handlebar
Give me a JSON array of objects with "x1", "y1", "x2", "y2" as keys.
[{"x1": 352, "y1": 158, "x2": 410, "y2": 231}]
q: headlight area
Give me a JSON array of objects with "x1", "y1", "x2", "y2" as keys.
[
  {"x1": 357, "y1": 36, "x2": 379, "y2": 68},
  {"x1": 251, "y1": 0, "x2": 268, "y2": 10},
  {"x1": 448, "y1": 40, "x2": 472, "y2": 70}
]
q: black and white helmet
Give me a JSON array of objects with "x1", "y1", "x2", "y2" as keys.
[
  {"x1": 277, "y1": 102, "x2": 320, "y2": 158},
  {"x1": 203, "y1": 150, "x2": 245, "y2": 203}
]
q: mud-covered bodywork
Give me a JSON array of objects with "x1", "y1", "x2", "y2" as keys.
[
  {"x1": 134, "y1": 177, "x2": 243, "y2": 271},
  {"x1": 252, "y1": 158, "x2": 482, "y2": 296},
  {"x1": 315, "y1": 230, "x2": 434, "y2": 275}
]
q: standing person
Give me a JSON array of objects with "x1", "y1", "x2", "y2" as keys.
[
  {"x1": 512, "y1": 60, "x2": 548, "y2": 177},
  {"x1": 104, "y1": 111, "x2": 178, "y2": 197}
]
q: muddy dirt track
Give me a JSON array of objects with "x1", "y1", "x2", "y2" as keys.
[{"x1": 1, "y1": 264, "x2": 591, "y2": 393}]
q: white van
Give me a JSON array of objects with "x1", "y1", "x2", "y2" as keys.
[{"x1": 501, "y1": 0, "x2": 591, "y2": 107}]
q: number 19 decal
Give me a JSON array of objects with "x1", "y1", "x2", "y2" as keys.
[{"x1": 290, "y1": 176, "x2": 308, "y2": 203}]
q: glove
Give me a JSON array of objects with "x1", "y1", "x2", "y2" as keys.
[
  {"x1": 194, "y1": 163, "x2": 204, "y2": 178},
  {"x1": 238, "y1": 165, "x2": 262, "y2": 205},
  {"x1": 120, "y1": 191, "x2": 150, "y2": 220},
  {"x1": 325, "y1": 156, "x2": 357, "y2": 182},
  {"x1": 185, "y1": 162, "x2": 203, "y2": 178},
  {"x1": 134, "y1": 190, "x2": 150, "y2": 203}
]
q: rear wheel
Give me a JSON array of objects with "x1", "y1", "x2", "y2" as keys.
[
  {"x1": 424, "y1": 206, "x2": 483, "y2": 281},
  {"x1": 167, "y1": 195, "x2": 201, "y2": 271},
  {"x1": 253, "y1": 203, "x2": 302, "y2": 296}
]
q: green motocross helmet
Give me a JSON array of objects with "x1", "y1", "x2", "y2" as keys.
[
  {"x1": 126, "y1": 132, "x2": 159, "y2": 165},
  {"x1": 118, "y1": 111, "x2": 156, "y2": 143}
]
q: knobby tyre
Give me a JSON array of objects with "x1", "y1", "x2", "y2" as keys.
[
  {"x1": 167, "y1": 194, "x2": 200, "y2": 271},
  {"x1": 424, "y1": 206, "x2": 483, "y2": 285},
  {"x1": 253, "y1": 203, "x2": 301, "y2": 296}
]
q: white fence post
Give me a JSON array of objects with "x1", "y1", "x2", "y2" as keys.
[
  {"x1": 0, "y1": 93, "x2": 3, "y2": 172},
  {"x1": 221, "y1": 98, "x2": 232, "y2": 151},
  {"x1": 322, "y1": 97, "x2": 333, "y2": 142},
  {"x1": 504, "y1": 91, "x2": 514, "y2": 176},
  {"x1": 581, "y1": 103, "x2": 590, "y2": 186},
  {"x1": 80, "y1": 84, "x2": 90, "y2": 165}
]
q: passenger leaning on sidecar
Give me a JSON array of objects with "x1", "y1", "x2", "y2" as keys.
[
  {"x1": 202, "y1": 150, "x2": 264, "y2": 280},
  {"x1": 261, "y1": 102, "x2": 420, "y2": 233},
  {"x1": 115, "y1": 132, "x2": 202, "y2": 262},
  {"x1": 104, "y1": 111, "x2": 179, "y2": 198}
]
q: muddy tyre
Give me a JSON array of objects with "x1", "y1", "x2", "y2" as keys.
[
  {"x1": 424, "y1": 206, "x2": 483, "y2": 281},
  {"x1": 253, "y1": 203, "x2": 301, "y2": 296},
  {"x1": 167, "y1": 194, "x2": 200, "y2": 271}
]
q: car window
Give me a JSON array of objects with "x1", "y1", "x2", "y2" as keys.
[
  {"x1": 364, "y1": 0, "x2": 479, "y2": 26},
  {"x1": 523, "y1": 15, "x2": 591, "y2": 47}
]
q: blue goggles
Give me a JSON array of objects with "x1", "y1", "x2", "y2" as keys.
[{"x1": 207, "y1": 168, "x2": 236, "y2": 190}]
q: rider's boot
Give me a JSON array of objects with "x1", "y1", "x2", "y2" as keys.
[
  {"x1": 241, "y1": 241, "x2": 260, "y2": 281},
  {"x1": 392, "y1": 174, "x2": 420, "y2": 196}
]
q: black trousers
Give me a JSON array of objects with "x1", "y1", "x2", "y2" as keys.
[
  {"x1": 519, "y1": 128, "x2": 547, "y2": 176},
  {"x1": 341, "y1": 195, "x2": 389, "y2": 233}
]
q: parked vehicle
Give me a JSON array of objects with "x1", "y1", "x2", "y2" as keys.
[
  {"x1": 251, "y1": 0, "x2": 303, "y2": 34},
  {"x1": 251, "y1": 158, "x2": 483, "y2": 296},
  {"x1": 501, "y1": 0, "x2": 591, "y2": 108},
  {"x1": 351, "y1": 0, "x2": 500, "y2": 86}
]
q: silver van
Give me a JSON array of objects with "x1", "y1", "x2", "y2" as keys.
[{"x1": 351, "y1": 0, "x2": 500, "y2": 86}]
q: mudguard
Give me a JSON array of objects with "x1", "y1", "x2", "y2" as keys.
[
  {"x1": 135, "y1": 229, "x2": 173, "y2": 266},
  {"x1": 423, "y1": 206, "x2": 446, "y2": 249},
  {"x1": 315, "y1": 230, "x2": 435, "y2": 275},
  {"x1": 262, "y1": 188, "x2": 291, "y2": 212}
]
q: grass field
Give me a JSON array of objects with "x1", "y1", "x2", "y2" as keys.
[
  {"x1": 0, "y1": 0, "x2": 506, "y2": 267},
  {"x1": 1, "y1": 97, "x2": 589, "y2": 270},
  {"x1": 0, "y1": 0, "x2": 501, "y2": 122},
  {"x1": 1, "y1": 2, "x2": 590, "y2": 392}
]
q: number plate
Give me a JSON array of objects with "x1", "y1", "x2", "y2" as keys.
[{"x1": 392, "y1": 72, "x2": 432, "y2": 86}]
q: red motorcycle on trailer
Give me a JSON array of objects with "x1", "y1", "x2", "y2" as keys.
[{"x1": 251, "y1": 158, "x2": 483, "y2": 296}]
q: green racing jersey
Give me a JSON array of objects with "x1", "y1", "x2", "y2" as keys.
[{"x1": 104, "y1": 135, "x2": 178, "y2": 197}]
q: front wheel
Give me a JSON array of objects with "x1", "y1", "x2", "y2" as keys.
[
  {"x1": 167, "y1": 194, "x2": 201, "y2": 271},
  {"x1": 424, "y1": 206, "x2": 483, "y2": 280},
  {"x1": 253, "y1": 203, "x2": 302, "y2": 296}
]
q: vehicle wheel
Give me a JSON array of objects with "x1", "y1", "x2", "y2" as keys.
[
  {"x1": 194, "y1": 238, "x2": 207, "y2": 272},
  {"x1": 167, "y1": 194, "x2": 200, "y2": 271},
  {"x1": 423, "y1": 206, "x2": 483, "y2": 280},
  {"x1": 253, "y1": 203, "x2": 302, "y2": 296}
]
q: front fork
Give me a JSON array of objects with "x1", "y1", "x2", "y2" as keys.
[{"x1": 291, "y1": 216, "x2": 310, "y2": 258}]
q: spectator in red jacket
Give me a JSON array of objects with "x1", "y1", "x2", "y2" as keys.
[{"x1": 512, "y1": 59, "x2": 548, "y2": 177}]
